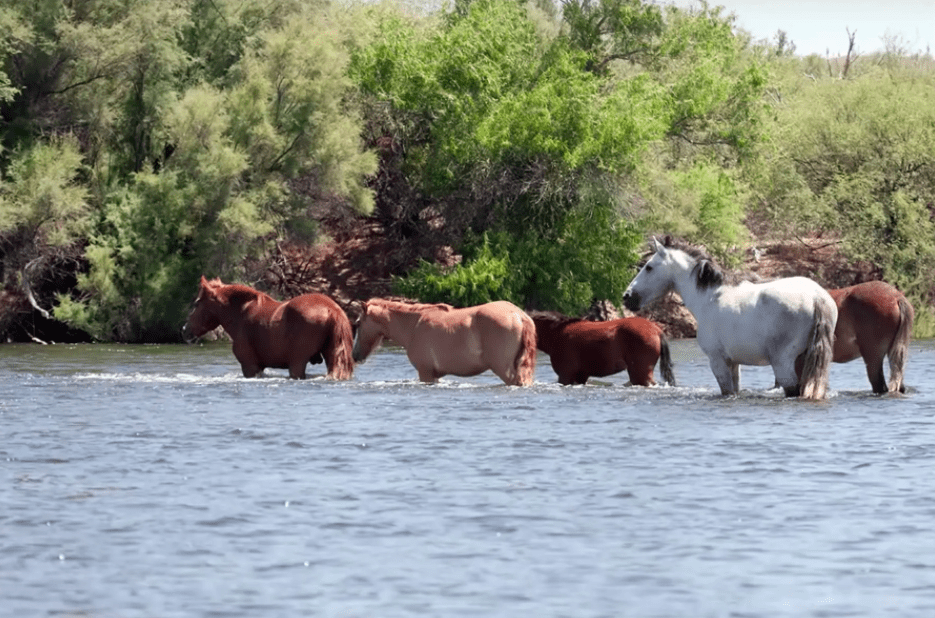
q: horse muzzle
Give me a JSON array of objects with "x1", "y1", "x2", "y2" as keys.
[
  {"x1": 622, "y1": 291, "x2": 641, "y2": 312},
  {"x1": 181, "y1": 322, "x2": 198, "y2": 344}
]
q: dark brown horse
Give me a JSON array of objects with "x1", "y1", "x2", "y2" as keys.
[
  {"x1": 530, "y1": 311, "x2": 676, "y2": 386},
  {"x1": 827, "y1": 280, "x2": 913, "y2": 393},
  {"x1": 184, "y1": 276, "x2": 354, "y2": 380}
]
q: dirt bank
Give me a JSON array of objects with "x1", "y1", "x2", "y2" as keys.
[
  {"x1": 265, "y1": 220, "x2": 877, "y2": 339},
  {"x1": 0, "y1": 215, "x2": 877, "y2": 343}
]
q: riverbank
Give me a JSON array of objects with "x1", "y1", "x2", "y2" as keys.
[
  {"x1": 263, "y1": 219, "x2": 877, "y2": 340},
  {"x1": 1, "y1": 216, "x2": 877, "y2": 343}
]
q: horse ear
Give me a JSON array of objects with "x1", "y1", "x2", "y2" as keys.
[
  {"x1": 199, "y1": 275, "x2": 221, "y2": 296},
  {"x1": 651, "y1": 236, "x2": 667, "y2": 256},
  {"x1": 347, "y1": 300, "x2": 366, "y2": 324}
]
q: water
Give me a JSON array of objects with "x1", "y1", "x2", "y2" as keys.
[{"x1": 2, "y1": 339, "x2": 935, "y2": 618}]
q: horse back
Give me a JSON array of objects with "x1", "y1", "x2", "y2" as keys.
[
  {"x1": 244, "y1": 294, "x2": 335, "y2": 358},
  {"x1": 828, "y1": 281, "x2": 908, "y2": 363},
  {"x1": 280, "y1": 294, "x2": 347, "y2": 338},
  {"x1": 422, "y1": 301, "x2": 527, "y2": 336},
  {"x1": 706, "y1": 278, "x2": 833, "y2": 363},
  {"x1": 409, "y1": 301, "x2": 533, "y2": 379},
  {"x1": 829, "y1": 281, "x2": 904, "y2": 324},
  {"x1": 556, "y1": 317, "x2": 659, "y2": 348}
]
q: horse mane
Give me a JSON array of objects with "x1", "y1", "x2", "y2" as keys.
[
  {"x1": 210, "y1": 281, "x2": 277, "y2": 305},
  {"x1": 366, "y1": 298, "x2": 455, "y2": 313},
  {"x1": 529, "y1": 310, "x2": 584, "y2": 328},
  {"x1": 657, "y1": 236, "x2": 760, "y2": 290}
]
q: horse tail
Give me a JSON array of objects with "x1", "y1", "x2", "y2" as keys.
[
  {"x1": 799, "y1": 295, "x2": 836, "y2": 400},
  {"x1": 325, "y1": 311, "x2": 355, "y2": 380},
  {"x1": 514, "y1": 314, "x2": 538, "y2": 386},
  {"x1": 658, "y1": 335, "x2": 677, "y2": 386},
  {"x1": 887, "y1": 295, "x2": 914, "y2": 393}
]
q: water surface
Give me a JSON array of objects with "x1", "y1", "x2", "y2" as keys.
[{"x1": 2, "y1": 340, "x2": 935, "y2": 617}]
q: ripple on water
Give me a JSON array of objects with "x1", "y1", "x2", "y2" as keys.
[{"x1": 1, "y1": 341, "x2": 935, "y2": 617}]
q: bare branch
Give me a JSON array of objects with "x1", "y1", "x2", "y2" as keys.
[{"x1": 842, "y1": 28, "x2": 859, "y2": 78}]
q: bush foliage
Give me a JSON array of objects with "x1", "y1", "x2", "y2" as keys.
[{"x1": 1, "y1": 0, "x2": 934, "y2": 339}]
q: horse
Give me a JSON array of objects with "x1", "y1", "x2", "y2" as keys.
[
  {"x1": 184, "y1": 276, "x2": 354, "y2": 380},
  {"x1": 530, "y1": 311, "x2": 676, "y2": 387},
  {"x1": 827, "y1": 280, "x2": 913, "y2": 393},
  {"x1": 352, "y1": 298, "x2": 537, "y2": 386},
  {"x1": 622, "y1": 237, "x2": 837, "y2": 399}
]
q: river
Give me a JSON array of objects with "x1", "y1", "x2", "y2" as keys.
[{"x1": 2, "y1": 339, "x2": 935, "y2": 617}]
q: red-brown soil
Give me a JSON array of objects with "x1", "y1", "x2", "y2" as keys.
[
  {"x1": 0, "y1": 215, "x2": 878, "y2": 342},
  {"x1": 267, "y1": 219, "x2": 878, "y2": 339}
]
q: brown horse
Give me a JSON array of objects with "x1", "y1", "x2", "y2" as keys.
[
  {"x1": 352, "y1": 298, "x2": 537, "y2": 385},
  {"x1": 827, "y1": 280, "x2": 913, "y2": 393},
  {"x1": 531, "y1": 311, "x2": 676, "y2": 386},
  {"x1": 185, "y1": 276, "x2": 354, "y2": 380}
]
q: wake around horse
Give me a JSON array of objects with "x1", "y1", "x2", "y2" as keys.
[
  {"x1": 531, "y1": 311, "x2": 676, "y2": 387},
  {"x1": 352, "y1": 298, "x2": 537, "y2": 386},
  {"x1": 828, "y1": 280, "x2": 913, "y2": 393},
  {"x1": 185, "y1": 276, "x2": 354, "y2": 380},
  {"x1": 623, "y1": 237, "x2": 837, "y2": 399}
]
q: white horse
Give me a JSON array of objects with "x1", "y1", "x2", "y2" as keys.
[{"x1": 622, "y1": 238, "x2": 838, "y2": 399}]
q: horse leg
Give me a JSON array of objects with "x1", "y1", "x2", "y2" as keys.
[
  {"x1": 492, "y1": 365, "x2": 524, "y2": 386},
  {"x1": 889, "y1": 353, "x2": 907, "y2": 394},
  {"x1": 417, "y1": 367, "x2": 440, "y2": 383},
  {"x1": 626, "y1": 352, "x2": 656, "y2": 387},
  {"x1": 862, "y1": 354, "x2": 888, "y2": 394},
  {"x1": 887, "y1": 297, "x2": 913, "y2": 393},
  {"x1": 774, "y1": 360, "x2": 801, "y2": 397},
  {"x1": 769, "y1": 348, "x2": 805, "y2": 397},
  {"x1": 626, "y1": 365, "x2": 654, "y2": 387},
  {"x1": 709, "y1": 356, "x2": 738, "y2": 395},
  {"x1": 550, "y1": 357, "x2": 574, "y2": 386},
  {"x1": 852, "y1": 333, "x2": 888, "y2": 393},
  {"x1": 233, "y1": 344, "x2": 262, "y2": 378},
  {"x1": 288, "y1": 360, "x2": 308, "y2": 380}
]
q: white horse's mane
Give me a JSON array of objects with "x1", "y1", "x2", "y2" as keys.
[{"x1": 658, "y1": 237, "x2": 763, "y2": 290}]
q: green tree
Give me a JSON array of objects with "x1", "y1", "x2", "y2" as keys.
[
  {"x1": 751, "y1": 58, "x2": 935, "y2": 335},
  {"x1": 0, "y1": 136, "x2": 89, "y2": 283},
  {"x1": 49, "y1": 2, "x2": 377, "y2": 341},
  {"x1": 361, "y1": 0, "x2": 768, "y2": 310},
  {"x1": 394, "y1": 198, "x2": 643, "y2": 315},
  {"x1": 0, "y1": 5, "x2": 30, "y2": 105},
  {"x1": 561, "y1": 0, "x2": 664, "y2": 72}
]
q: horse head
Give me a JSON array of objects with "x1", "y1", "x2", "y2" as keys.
[
  {"x1": 623, "y1": 238, "x2": 679, "y2": 312},
  {"x1": 183, "y1": 276, "x2": 223, "y2": 341},
  {"x1": 352, "y1": 300, "x2": 386, "y2": 363}
]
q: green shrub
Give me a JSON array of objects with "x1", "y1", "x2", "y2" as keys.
[
  {"x1": 392, "y1": 238, "x2": 517, "y2": 307},
  {"x1": 394, "y1": 203, "x2": 642, "y2": 314}
]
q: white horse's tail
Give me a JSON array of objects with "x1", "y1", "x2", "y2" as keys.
[
  {"x1": 799, "y1": 296, "x2": 836, "y2": 400},
  {"x1": 888, "y1": 295, "x2": 914, "y2": 393}
]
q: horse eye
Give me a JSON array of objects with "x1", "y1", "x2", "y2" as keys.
[{"x1": 645, "y1": 265, "x2": 653, "y2": 272}]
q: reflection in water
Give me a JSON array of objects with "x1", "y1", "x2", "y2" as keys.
[{"x1": 1, "y1": 340, "x2": 934, "y2": 617}]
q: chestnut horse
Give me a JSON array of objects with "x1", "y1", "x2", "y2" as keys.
[
  {"x1": 184, "y1": 276, "x2": 354, "y2": 380},
  {"x1": 531, "y1": 312, "x2": 676, "y2": 386},
  {"x1": 827, "y1": 280, "x2": 913, "y2": 393},
  {"x1": 352, "y1": 298, "x2": 537, "y2": 386}
]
